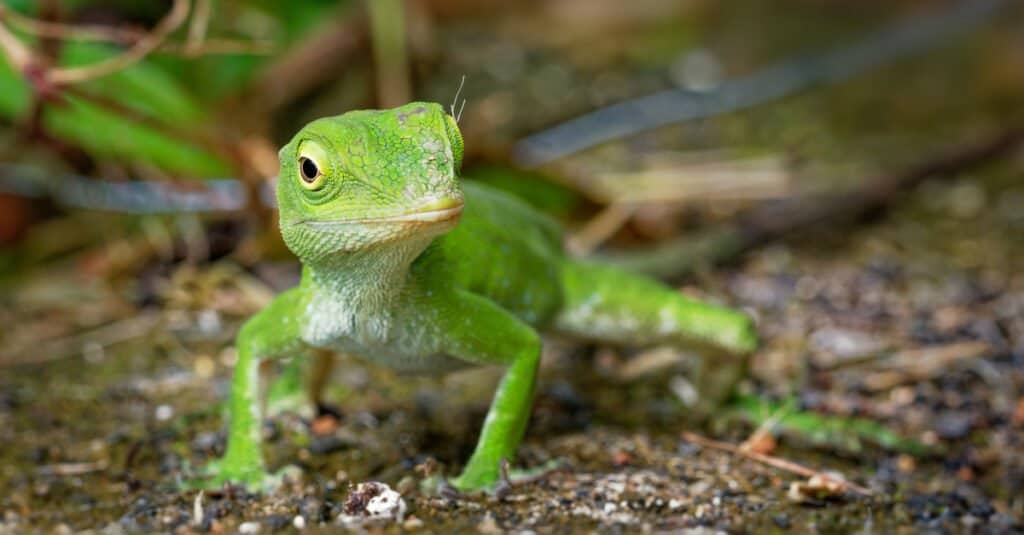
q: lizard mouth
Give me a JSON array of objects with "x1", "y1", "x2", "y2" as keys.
[{"x1": 297, "y1": 198, "x2": 464, "y2": 229}]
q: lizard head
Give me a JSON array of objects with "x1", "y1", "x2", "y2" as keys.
[{"x1": 276, "y1": 102, "x2": 465, "y2": 263}]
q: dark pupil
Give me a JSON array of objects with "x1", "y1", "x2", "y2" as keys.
[{"x1": 300, "y1": 157, "x2": 319, "y2": 182}]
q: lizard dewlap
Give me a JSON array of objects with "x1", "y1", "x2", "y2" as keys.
[{"x1": 198, "y1": 102, "x2": 758, "y2": 494}]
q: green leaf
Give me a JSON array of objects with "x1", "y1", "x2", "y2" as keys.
[
  {"x1": 61, "y1": 42, "x2": 209, "y2": 124},
  {"x1": 0, "y1": 42, "x2": 232, "y2": 177},
  {"x1": 731, "y1": 394, "x2": 933, "y2": 456}
]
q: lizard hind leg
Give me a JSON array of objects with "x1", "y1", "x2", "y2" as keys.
[
  {"x1": 554, "y1": 260, "x2": 758, "y2": 412},
  {"x1": 265, "y1": 349, "x2": 336, "y2": 418}
]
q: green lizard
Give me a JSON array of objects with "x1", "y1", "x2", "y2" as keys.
[{"x1": 200, "y1": 102, "x2": 758, "y2": 494}]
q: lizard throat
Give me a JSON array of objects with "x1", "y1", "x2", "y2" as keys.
[{"x1": 300, "y1": 230, "x2": 434, "y2": 293}]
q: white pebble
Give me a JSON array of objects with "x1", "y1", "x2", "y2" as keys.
[
  {"x1": 366, "y1": 487, "x2": 407, "y2": 519},
  {"x1": 238, "y1": 521, "x2": 261, "y2": 534},
  {"x1": 155, "y1": 405, "x2": 174, "y2": 422}
]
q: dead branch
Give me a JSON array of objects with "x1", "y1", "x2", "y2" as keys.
[
  {"x1": 368, "y1": 0, "x2": 411, "y2": 107},
  {"x1": 681, "y1": 431, "x2": 873, "y2": 496},
  {"x1": 1, "y1": 5, "x2": 142, "y2": 44},
  {"x1": 46, "y1": 0, "x2": 190, "y2": 85},
  {"x1": 855, "y1": 341, "x2": 993, "y2": 391},
  {"x1": 184, "y1": 0, "x2": 211, "y2": 56},
  {"x1": 0, "y1": 11, "x2": 33, "y2": 72},
  {"x1": 514, "y1": 0, "x2": 1009, "y2": 167},
  {"x1": 242, "y1": 2, "x2": 368, "y2": 113},
  {"x1": 0, "y1": 313, "x2": 161, "y2": 367},
  {"x1": 1, "y1": 6, "x2": 273, "y2": 56},
  {"x1": 163, "y1": 38, "x2": 275, "y2": 56},
  {"x1": 597, "y1": 125, "x2": 1024, "y2": 280}
]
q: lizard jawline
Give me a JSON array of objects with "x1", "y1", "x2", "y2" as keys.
[{"x1": 297, "y1": 205, "x2": 463, "y2": 230}]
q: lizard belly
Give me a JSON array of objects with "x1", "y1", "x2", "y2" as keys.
[
  {"x1": 301, "y1": 301, "x2": 469, "y2": 374},
  {"x1": 323, "y1": 336, "x2": 469, "y2": 375}
]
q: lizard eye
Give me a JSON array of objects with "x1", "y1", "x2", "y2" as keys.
[{"x1": 298, "y1": 156, "x2": 324, "y2": 190}]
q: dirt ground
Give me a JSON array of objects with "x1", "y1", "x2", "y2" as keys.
[
  {"x1": 3, "y1": 159, "x2": 1024, "y2": 532},
  {"x1": 2, "y1": 2, "x2": 1024, "y2": 533}
]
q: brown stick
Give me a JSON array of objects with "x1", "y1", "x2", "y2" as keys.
[
  {"x1": 184, "y1": 0, "x2": 211, "y2": 56},
  {"x1": 242, "y1": 3, "x2": 368, "y2": 113},
  {"x1": 598, "y1": 125, "x2": 1024, "y2": 279},
  {"x1": 0, "y1": 10, "x2": 34, "y2": 72},
  {"x1": 1, "y1": 5, "x2": 143, "y2": 44},
  {"x1": 681, "y1": 431, "x2": 873, "y2": 496},
  {"x1": 2, "y1": 7, "x2": 273, "y2": 56},
  {"x1": 46, "y1": 0, "x2": 190, "y2": 85}
]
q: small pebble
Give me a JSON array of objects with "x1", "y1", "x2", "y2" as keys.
[
  {"x1": 238, "y1": 521, "x2": 261, "y2": 534},
  {"x1": 934, "y1": 411, "x2": 973, "y2": 440},
  {"x1": 194, "y1": 356, "x2": 216, "y2": 379},
  {"x1": 338, "y1": 482, "x2": 407, "y2": 524},
  {"x1": 154, "y1": 405, "x2": 174, "y2": 422}
]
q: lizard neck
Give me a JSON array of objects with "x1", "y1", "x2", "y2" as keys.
[{"x1": 301, "y1": 236, "x2": 432, "y2": 311}]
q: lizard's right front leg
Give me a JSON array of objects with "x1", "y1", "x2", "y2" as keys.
[{"x1": 193, "y1": 288, "x2": 306, "y2": 491}]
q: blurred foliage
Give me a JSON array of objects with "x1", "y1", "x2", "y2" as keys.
[
  {"x1": 733, "y1": 394, "x2": 931, "y2": 456},
  {"x1": 0, "y1": 0, "x2": 350, "y2": 177},
  {"x1": 463, "y1": 164, "x2": 582, "y2": 218}
]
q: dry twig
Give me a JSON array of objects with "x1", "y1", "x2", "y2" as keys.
[
  {"x1": 0, "y1": 1, "x2": 193, "y2": 86},
  {"x1": 0, "y1": 313, "x2": 161, "y2": 367},
  {"x1": 243, "y1": 2, "x2": 367, "y2": 112},
  {"x1": 599, "y1": 125, "x2": 1024, "y2": 279},
  {"x1": 855, "y1": 341, "x2": 993, "y2": 391},
  {"x1": 1, "y1": 6, "x2": 273, "y2": 56},
  {"x1": 0, "y1": 11, "x2": 33, "y2": 72},
  {"x1": 567, "y1": 203, "x2": 637, "y2": 255},
  {"x1": 46, "y1": 0, "x2": 190, "y2": 85},
  {"x1": 681, "y1": 431, "x2": 873, "y2": 496},
  {"x1": 37, "y1": 460, "x2": 109, "y2": 476},
  {"x1": 184, "y1": 0, "x2": 211, "y2": 56}
]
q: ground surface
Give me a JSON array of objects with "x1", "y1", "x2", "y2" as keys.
[{"x1": 2, "y1": 1, "x2": 1024, "y2": 533}]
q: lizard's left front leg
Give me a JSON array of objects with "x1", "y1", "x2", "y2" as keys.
[
  {"x1": 196, "y1": 288, "x2": 307, "y2": 491},
  {"x1": 434, "y1": 290, "x2": 542, "y2": 494}
]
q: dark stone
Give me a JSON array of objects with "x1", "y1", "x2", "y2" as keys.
[{"x1": 934, "y1": 411, "x2": 973, "y2": 440}]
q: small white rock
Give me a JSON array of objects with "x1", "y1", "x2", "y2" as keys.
[
  {"x1": 238, "y1": 521, "x2": 261, "y2": 534},
  {"x1": 337, "y1": 482, "x2": 407, "y2": 525},
  {"x1": 197, "y1": 309, "x2": 222, "y2": 334},
  {"x1": 155, "y1": 405, "x2": 174, "y2": 422},
  {"x1": 292, "y1": 515, "x2": 306, "y2": 530},
  {"x1": 366, "y1": 487, "x2": 407, "y2": 519}
]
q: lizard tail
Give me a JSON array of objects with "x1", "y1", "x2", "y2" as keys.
[{"x1": 553, "y1": 260, "x2": 758, "y2": 355}]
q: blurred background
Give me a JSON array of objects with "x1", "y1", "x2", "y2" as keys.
[{"x1": 0, "y1": 0, "x2": 1022, "y2": 531}]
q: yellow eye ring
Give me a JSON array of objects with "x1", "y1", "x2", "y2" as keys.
[{"x1": 298, "y1": 156, "x2": 324, "y2": 190}]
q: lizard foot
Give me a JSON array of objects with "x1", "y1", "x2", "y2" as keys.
[
  {"x1": 429, "y1": 458, "x2": 566, "y2": 497},
  {"x1": 182, "y1": 458, "x2": 302, "y2": 493}
]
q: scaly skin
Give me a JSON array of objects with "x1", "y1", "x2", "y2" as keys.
[{"x1": 199, "y1": 102, "x2": 758, "y2": 493}]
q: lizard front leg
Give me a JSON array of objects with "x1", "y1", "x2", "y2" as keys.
[
  {"x1": 430, "y1": 290, "x2": 542, "y2": 494},
  {"x1": 196, "y1": 288, "x2": 307, "y2": 490}
]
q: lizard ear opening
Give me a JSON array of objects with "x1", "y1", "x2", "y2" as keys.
[{"x1": 444, "y1": 114, "x2": 464, "y2": 172}]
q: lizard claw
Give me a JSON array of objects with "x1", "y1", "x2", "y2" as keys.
[
  {"x1": 437, "y1": 458, "x2": 566, "y2": 497},
  {"x1": 182, "y1": 459, "x2": 302, "y2": 493}
]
